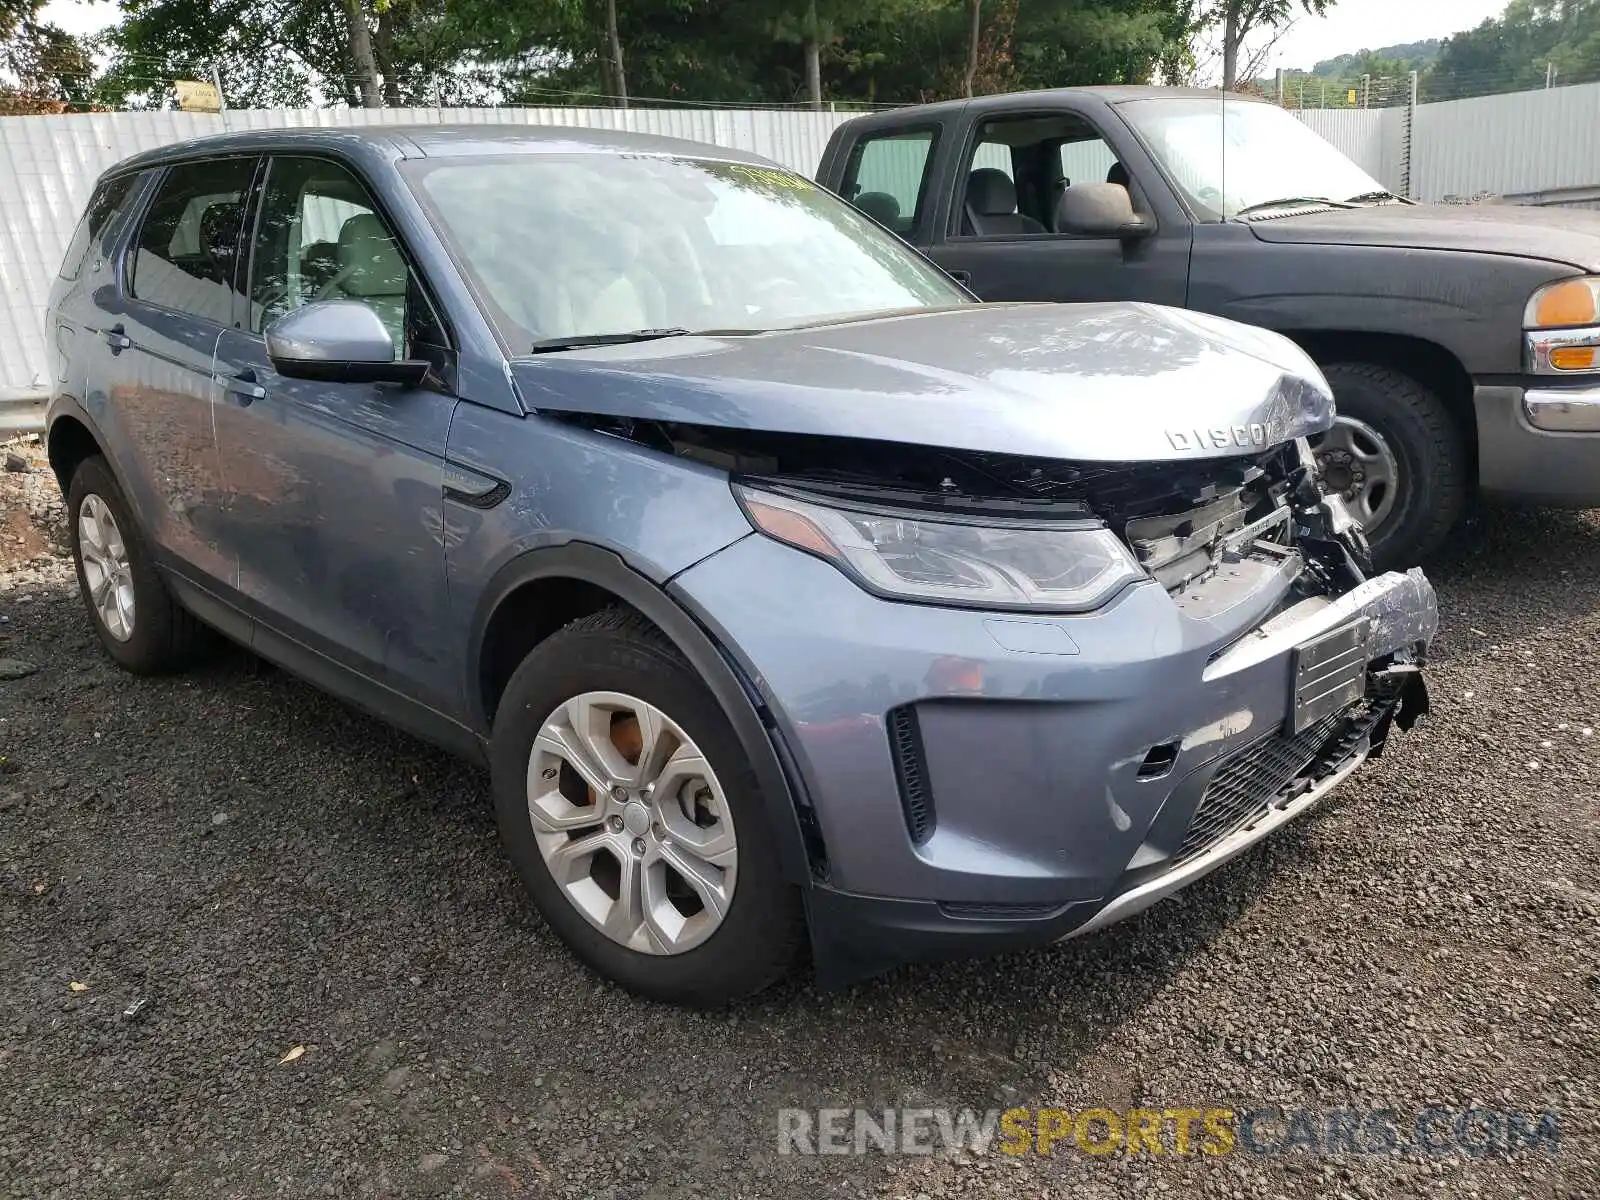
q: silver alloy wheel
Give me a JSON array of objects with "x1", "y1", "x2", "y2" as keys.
[
  {"x1": 78, "y1": 493, "x2": 136, "y2": 642},
  {"x1": 1311, "y1": 416, "x2": 1401, "y2": 534},
  {"x1": 526, "y1": 691, "x2": 738, "y2": 955}
]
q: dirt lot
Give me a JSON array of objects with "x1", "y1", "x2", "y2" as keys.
[{"x1": 1, "y1": 434, "x2": 1597, "y2": 1199}]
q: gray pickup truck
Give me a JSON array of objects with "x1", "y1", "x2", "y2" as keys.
[{"x1": 816, "y1": 86, "x2": 1600, "y2": 568}]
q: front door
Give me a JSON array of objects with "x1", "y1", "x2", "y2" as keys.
[
  {"x1": 105, "y1": 156, "x2": 259, "y2": 585},
  {"x1": 925, "y1": 112, "x2": 1191, "y2": 307},
  {"x1": 211, "y1": 154, "x2": 460, "y2": 715}
]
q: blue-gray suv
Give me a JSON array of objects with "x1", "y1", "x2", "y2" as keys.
[{"x1": 45, "y1": 125, "x2": 1437, "y2": 1006}]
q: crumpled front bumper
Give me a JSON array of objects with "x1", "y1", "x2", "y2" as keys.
[{"x1": 670, "y1": 527, "x2": 1438, "y2": 988}]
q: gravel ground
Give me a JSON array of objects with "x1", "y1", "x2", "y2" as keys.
[{"x1": 1, "y1": 434, "x2": 1597, "y2": 1199}]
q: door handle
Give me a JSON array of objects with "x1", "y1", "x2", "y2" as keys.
[
  {"x1": 219, "y1": 372, "x2": 266, "y2": 403},
  {"x1": 105, "y1": 325, "x2": 131, "y2": 352},
  {"x1": 946, "y1": 268, "x2": 972, "y2": 286}
]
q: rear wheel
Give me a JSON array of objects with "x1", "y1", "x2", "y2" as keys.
[
  {"x1": 489, "y1": 606, "x2": 805, "y2": 1007},
  {"x1": 67, "y1": 455, "x2": 208, "y2": 673},
  {"x1": 1311, "y1": 362, "x2": 1467, "y2": 570}
]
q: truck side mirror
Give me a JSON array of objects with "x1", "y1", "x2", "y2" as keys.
[{"x1": 1055, "y1": 182, "x2": 1154, "y2": 239}]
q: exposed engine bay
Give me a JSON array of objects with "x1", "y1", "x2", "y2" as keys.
[{"x1": 561, "y1": 413, "x2": 1376, "y2": 602}]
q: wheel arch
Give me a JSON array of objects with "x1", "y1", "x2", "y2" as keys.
[
  {"x1": 45, "y1": 404, "x2": 108, "y2": 496},
  {"x1": 469, "y1": 541, "x2": 821, "y2": 886},
  {"x1": 1286, "y1": 330, "x2": 1479, "y2": 478}
]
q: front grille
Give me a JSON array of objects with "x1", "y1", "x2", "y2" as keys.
[
  {"x1": 888, "y1": 705, "x2": 935, "y2": 844},
  {"x1": 1176, "y1": 713, "x2": 1345, "y2": 864},
  {"x1": 1176, "y1": 690, "x2": 1403, "y2": 865}
]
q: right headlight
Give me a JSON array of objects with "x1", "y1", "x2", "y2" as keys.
[
  {"x1": 733, "y1": 484, "x2": 1144, "y2": 613},
  {"x1": 1525, "y1": 277, "x2": 1600, "y2": 374}
]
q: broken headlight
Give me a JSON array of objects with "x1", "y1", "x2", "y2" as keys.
[{"x1": 733, "y1": 484, "x2": 1143, "y2": 612}]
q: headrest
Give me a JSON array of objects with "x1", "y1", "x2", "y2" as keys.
[
  {"x1": 336, "y1": 214, "x2": 406, "y2": 297},
  {"x1": 199, "y1": 202, "x2": 242, "y2": 262},
  {"x1": 853, "y1": 191, "x2": 902, "y2": 225},
  {"x1": 967, "y1": 168, "x2": 1017, "y2": 216}
]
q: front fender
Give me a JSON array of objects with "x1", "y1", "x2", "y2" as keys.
[{"x1": 466, "y1": 540, "x2": 821, "y2": 889}]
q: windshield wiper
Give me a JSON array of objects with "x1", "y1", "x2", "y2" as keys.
[
  {"x1": 1345, "y1": 189, "x2": 1410, "y2": 205},
  {"x1": 527, "y1": 328, "x2": 694, "y2": 354},
  {"x1": 1234, "y1": 196, "x2": 1357, "y2": 216}
]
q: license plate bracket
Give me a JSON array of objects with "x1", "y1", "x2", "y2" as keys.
[{"x1": 1288, "y1": 618, "x2": 1373, "y2": 734}]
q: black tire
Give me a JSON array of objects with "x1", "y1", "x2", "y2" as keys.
[
  {"x1": 66, "y1": 455, "x2": 209, "y2": 674},
  {"x1": 1317, "y1": 361, "x2": 1468, "y2": 570},
  {"x1": 489, "y1": 606, "x2": 806, "y2": 1008}
]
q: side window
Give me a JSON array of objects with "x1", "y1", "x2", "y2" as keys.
[
  {"x1": 249, "y1": 156, "x2": 431, "y2": 358},
  {"x1": 128, "y1": 158, "x2": 256, "y2": 324},
  {"x1": 1060, "y1": 137, "x2": 1121, "y2": 190},
  {"x1": 839, "y1": 129, "x2": 937, "y2": 236},
  {"x1": 957, "y1": 126, "x2": 1041, "y2": 237},
  {"x1": 59, "y1": 174, "x2": 138, "y2": 281},
  {"x1": 957, "y1": 116, "x2": 1136, "y2": 237}
]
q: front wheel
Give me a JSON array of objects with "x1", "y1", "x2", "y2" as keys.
[
  {"x1": 489, "y1": 607, "x2": 806, "y2": 1007},
  {"x1": 1310, "y1": 362, "x2": 1468, "y2": 570}
]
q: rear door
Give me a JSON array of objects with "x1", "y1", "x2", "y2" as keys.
[
  {"x1": 212, "y1": 153, "x2": 460, "y2": 715},
  {"x1": 103, "y1": 156, "x2": 260, "y2": 585}
]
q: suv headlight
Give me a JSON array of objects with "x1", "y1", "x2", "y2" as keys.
[
  {"x1": 1526, "y1": 277, "x2": 1600, "y2": 373},
  {"x1": 733, "y1": 484, "x2": 1143, "y2": 612}
]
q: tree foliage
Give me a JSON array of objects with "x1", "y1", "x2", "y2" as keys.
[
  {"x1": 1, "y1": 0, "x2": 96, "y2": 111},
  {"x1": 1425, "y1": 0, "x2": 1600, "y2": 99},
  {"x1": 42, "y1": 0, "x2": 1354, "y2": 112}
]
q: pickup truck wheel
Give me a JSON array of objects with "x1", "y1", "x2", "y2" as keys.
[
  {"x1": 489, "y1": 606, "x2": 806, "y2": 1008},
  {"x1": 1311, "y1": 362, "x2": 1467, "y2": 570}
]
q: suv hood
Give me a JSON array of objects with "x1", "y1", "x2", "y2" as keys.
[
  {"x1": 1247, "y1": 201, "x2": 1600, "y2": 270},
  {"x1": 510, "y1": 302, "x2": 1333, "y2": 463}
]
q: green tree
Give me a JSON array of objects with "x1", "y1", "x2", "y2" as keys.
[
  {"x1": 1210, "y1": 0, "x2": 1334, "y2": 90},
  {"x1": 1424, "y1": 0, "x2": 1600, "y2": 100},
  {"x1": 1, "y1": 0, "x2": 95, "y2": 110}
]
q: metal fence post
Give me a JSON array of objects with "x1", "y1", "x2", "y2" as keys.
[{"x1": 1403, "y1": 70, "x2": 1419, "y2": 199}]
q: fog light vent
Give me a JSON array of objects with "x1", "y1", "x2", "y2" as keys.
[
  {"x1": 1137, "y1": 740, "x2": 1181, "y2": 780},
  {"x1": 888, "y1": 705, "x2": 935, "y2": 844}
]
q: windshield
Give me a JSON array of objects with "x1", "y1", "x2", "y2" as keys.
[
  {"x1": 404, "y1": 153, "x2": 969, "y2": 349},
  {"x1": 1117, "y1": 97, "x2": 1389, "y2": 219}
]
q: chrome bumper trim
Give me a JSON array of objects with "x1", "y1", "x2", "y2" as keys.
[
  {"x1": 1061, "y1": 742, "x2": 1370, "y2": 941},
  {"x1": 1525, "y1": 385, "x2": 1600, "y2": 432}
]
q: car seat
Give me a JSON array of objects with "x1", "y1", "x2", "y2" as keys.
[{"x1": 965, "y1": 168, "x2": 1045, "y2": 235}]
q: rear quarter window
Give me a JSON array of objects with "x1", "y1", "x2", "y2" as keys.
[{"x1": 58, "y1": 174, "x2": 139, "y2": 282}]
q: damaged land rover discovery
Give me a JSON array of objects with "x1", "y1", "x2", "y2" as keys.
[{"x1": 45, "y1": 125, "x2": 1436, "y2": 1006}]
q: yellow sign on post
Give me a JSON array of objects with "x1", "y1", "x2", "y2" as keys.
[
  {"x1": 175, "y1": 80, "x2": 222, "y2": 113},
  {"x1": 1346, "y1": 88, "x2": 1358, "y2": 106}
]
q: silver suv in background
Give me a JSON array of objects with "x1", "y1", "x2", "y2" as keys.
[{"x1": 45, "y1": 126, "x2": 1436, "y2": 1006}]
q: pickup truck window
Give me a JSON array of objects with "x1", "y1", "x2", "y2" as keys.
[
  {"x1": 1117, "y1": 96, "x2": 1387, "y2": 219},
  {"x1": 956, "y1": 116, "x2": 1134, "y2": 238},
  {"x1": 839, "y1": 129, "x2": 937, "y2": 236}
]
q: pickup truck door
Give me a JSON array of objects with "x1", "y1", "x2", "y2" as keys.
[{"x1": 916, "y1": 101, "x2": 1193, "y2": 308}]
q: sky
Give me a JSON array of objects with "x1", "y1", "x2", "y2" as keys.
[
  {"x1": 1259, "y1": 0, "x2": 1508, "y2": 73},
  {"x1": 41, "y1": 0, "x2": 1512, "y2": 75}
]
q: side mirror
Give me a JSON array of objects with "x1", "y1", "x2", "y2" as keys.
[
  {"x1": 1055, "y1": 182, "x2": 1154, "y2": 239},
  {"x1": 265, "y1": 301, "x2": 429, "y2": 387}
]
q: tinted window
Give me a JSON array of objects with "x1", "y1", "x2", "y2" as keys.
[
  {"x1": 128, "y1": 158, "x2": 257, "y2": 323},
  {"x1": 59, "y1": 174, "x2": 138, "y2": 281},
  {"x1": 249, "y1": 156, "x2": 423, "y2": 356},
  {"x1": 839, "y1": 129, "x2": 938, "y2": 236}
]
